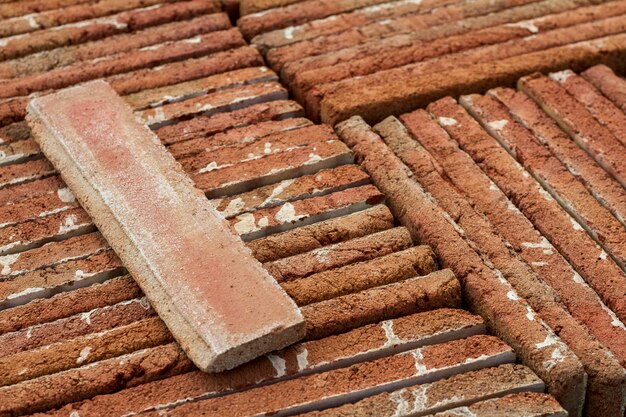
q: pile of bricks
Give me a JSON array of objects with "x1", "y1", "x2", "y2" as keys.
[{"x1": 0, "y1": 0, "x2": 625, "y2": 416}]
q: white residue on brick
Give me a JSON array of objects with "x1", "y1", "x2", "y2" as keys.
[
  {"x1": 526, "y1": 306, "x2": 536, "y2": 321},
  {"x1": 7, "y1": 287, "x2": 43, "y2": 300},
  {"x1": 26, "y1": 328, "x2": 33, "y2": 339},
  {"x1": 222, "y1": 198, "x2": 245, "y2": 217},
  {"x1": 305, "y1": 153, "x2": 323, "y2": 165},
  {"x1": 411, "y1": 349, "x2": 428, "y2": 375},
  {"x1": 58, "y1": 213, "x2": 79, "y2": 234},
  {"x1": 438, "y1": 117, "x2": 457, "y2": 126},
  {"x1": 258, "y1": 216, "x2": 269, "y2": 228},
  {"x1": 489, "y1": 182, "x2": 499, "y2": 192},
  {"x1": 382, "y1": 319, "x2": 403, "y2": 347},
  {"x1": 57, "y1": 187, "x2": 76, "y2": 202},
  {"x1": 506, "y1": 289, "x2": 521, "y2": 301},
  {"x1": 283, "y1": 26, "x2": 295, "y2": 40},
  {"x1": 599, "y1": 250, "x2": 608, "y2": 261},
  {"x1": 275, "y1": 203, "x2": 305, "y2": 224},
  {"x1": 18, "y1": 368, "x2": 28, "y2": 375},
  {"x1": 77, "y1": 346, "x2": 92, "y2": 364},
  {"x1": 530, "y1": 261, "x2": 546, "y2": 267},
  {"x1": 296, "y1": 348, "x2": 309, "y2": 372},
  {"x1": 81, "y1": 310, "x2": 93, "y2": 325},
  {"x1": 569, "y1": 216, "x2": 584, "y2": 231},
  {"x1": 184, "y1": 36, "x2": 202, "y2": 44},
  {"x1": 262, "y1": 179, "x2": 295, "y2": 207},
  {"x1": 550, "y1": 70, "x2": 574, "y2": 84},
  {"x1": 1, "y1": 253, "x2": 20, "y2": 275},
  {"x1": 487, "y1": 119, "x2": 508, "y2": 131},
  {"x1": 264, "y1": 142, "x2": 273, "y2": 154},
  {"x1": 22, "y1": 14, "x2": 41, "y2": 29},
  {"x1": 233, "y1": 213, "x2": 257, "y2": 235},
  {"x1": 445, "y1": 406, "x2": 478, "y2": 417},
  {"x1": 389, "y1": 389, "x2": 412, "y2": 417},
  {"x1": 199, "y1": 161, "x2": 233, "y2": 174},
  {"x1": 267, "y1": 354, "x2": 286, "y2": 378},
  {"x1": 571, "y1": 271, "x2": 585, "y2": 285},
  {"x1": 314, "y1": 248, "x2": 331, "y2": 264},
  {"x1": 507, "y1": 20, "x2": 539, "y2": 33}
]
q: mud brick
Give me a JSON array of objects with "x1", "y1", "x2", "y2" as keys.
[
  {"x1": 0, "y1": 0, "x2": 219, "y2": 61},
  {"x1": 0, "y1": 342, "x2": 194, "y2": 417},
  {"x1": 229, "y1": 184, "x2": 384, "y2": 241},
  {"x1": 0, "y1": 13, "x2": 232, "y2": 79},
  {"x1": 212, "y1": 164, "x2": 369, "y2": 218},
  {"x1": 265, "y1": 227, "x2": 412, "y2": 282},
  {"x1": 283, "y1": 246, "x2": 436, "y2": 306},
  {"x1": 302, "y1": 270, "x2": 462, "y2": 341},
  {"x1": 49, "y1": 309, "x2": 483, "y2": 417},
  {"x1": 582, "y1": 64, "x2": 626, "y2": 113},
  {"x1": 434, "y1": 392, "x2": 567, "y2": 417},
  {"x1": 335, "y1": 116, "x2": 586, "y2": 415},
  {"x1": 28, "y1": 80, "x2": 304, "y2": 372},
  {"x1": 319, "y1": 33, "x2": 626, "y2": 125},
  {"x1": 139, "y1": 335, "x2": 513, "y2": 417},
  {"x1": 0, "y1": 185, "x2": 77, "y2": 229},
  {"x1": 519, "y1": 74, "x2": 626, "y2": 189},
  {"x1": 0, "y1": 297, "x2": 153, "y2": 356},
  {"x1": 382, "y1": 114, "x2": 626, "y2": 416},
  {"x1": 300, "y1": 364, "x2": 543, "y2": 417},
  {"x1": 193, "y1": 139, "x2": 353, "y2": 198},
  {"x1": 247, "y1": 204, "x2": 394, "y2": 262},
  {"x1": 428, "y1": 98, "x2": 626, "y2": 326},
  {"x1": 552, "y1": 69, "x2": 626, "y2": 147},
  {"x1": 490, "y1": 87, "x2": 626, "y2": 229},
  {"x1": 126, "y1": 66, "x2": 277, "y2": 110},
  {"x1": 169, "y1": 117, "x2": 313, "y2": 160},
  {"x1": 462, "y1": 93, "x2": 626, "y2": 269},
  {"x1": 0, "y1": 275, "x2": 140, "y2": 334},
  {"x1": 155, "y1": 100, "x2": 304, "y2": 146},
  {"x1": 0, "y1": 249, "x2": 125, "y2": 309}
]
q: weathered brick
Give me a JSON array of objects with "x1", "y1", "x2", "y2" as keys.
[
  {"x1": 582, "y1": 64, "x2": 626, "y2": 113},
  {"x1": 433, "y1": 392, "x2": 567, "y2": 417}
]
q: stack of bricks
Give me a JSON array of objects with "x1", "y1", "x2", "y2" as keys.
[
  {"x1": 238, "y1": 0, "x2": 626, "y2": 124},
  {"x1": 0, "y1": 0, "x2": 624, "y2": 416}
]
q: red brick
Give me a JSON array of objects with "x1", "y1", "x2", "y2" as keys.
[
  {"x1": 0, "y1": 185, "x2": 77, "y2": 228},
  {"x1": 582, "y1": 64, "x2": 626, "y2": 113},
  {"x1": 434, "y1": 392, "x2": 566, "y2": 417},
  {"x1": 0, "y1": 0, "x2": 94, "y2": 19},
  {"x1": 0, "y1": 158, "x2": 54, "y2": 189}
]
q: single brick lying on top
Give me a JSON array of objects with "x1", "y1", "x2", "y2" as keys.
[{"x1": 26, "y1": 80, "x2": 305, "y2": 372}]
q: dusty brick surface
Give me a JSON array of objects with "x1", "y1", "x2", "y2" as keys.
[{"x1": 583, "y1": 64, "x2": 626, "y2": 113}]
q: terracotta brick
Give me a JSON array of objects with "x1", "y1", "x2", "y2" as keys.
[
  {"x1": 299, "y1": 364, "x2": 543, "y2": 417},
  {"x1": 0, "y1": 0, "x2": 94, "y2": 19},
  {"x1": 427, "y1": 98, "x2": 626, "y2": 326},
  {"x1": 0, "y1": 120, "x2": 30, "y2": 144},
  {"x1": 520, "y1": 74, "x2": 626, "y2": 188},
  {"x1": 335, "y1": 117, "x2": 586, "y2": 415},
  {"x1": 582, "y1": 64, "x2": 626, "y2": 113},
  {"x1": 462, "y1": 93, "x2": 626, "y2": 269},
  {"x1": 0, "y1": 138, "x2": 40, "y2": 166},
  {"x1": 247, "y1": 204, "x2": 394, "y2": 262},
  {"x1": 0, "y1": 13, "x2": 232, "y2": 79},
  {"x1": 302, "y1": 270, "x2": 462, "y2": 340},
  {"x1": 319, "y1": 33, "x2": 626, "y2": 125},
  {"x1": 0, "y1": 185, "x2": 77, "y2": 228},
  {"x1": 265, "y1": 226, "x2": 412, "y2": 282},
  {"x1": 0, "y1": 158, "x2": 54, "y2": 189},
  {"x1": 382, "y1": 114, "x2": 626, "y2": 415},
  {"x1": 28, "y1": 80, "x2": 304, "y2": 372},
  {"x1": 433, "y1": 392, "x2": 567, "y2": 417},
  {"x1": 489, "y1": 87, "x2": 626, "y2": 229},
  {"x1": 139, "y1": 335, "x2": 513, "y2": 417},
  {"x1": 49, "y1": 309, "x2": 483, "y2": 417},
  {"x1": 239, "y1": 0, "x2": 302, "y2": 16},
  {"x1": 213, "y1": 164, "x2": 369, "y2": 218}
]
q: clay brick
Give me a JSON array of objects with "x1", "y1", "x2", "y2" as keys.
[
  {"x1": 0, "y1": 0, "x2": 94, "y2": 19},
  {"x1": 319, "y1": 33, "x2": 626, "y2": 125},
  {"x1": 0, "y1": 342, "x2": 194, "y2": 417},
  {"x1": 155, "y1": 99, "x2": 304, "y2": 146},
  {"x1": 0, "y1": 138, "x2": 40, "y2": 166},
  {"x1": 265, "y1": 226, "x2": 412, "y2": 282},
  {"x1": 427, "y1": 98, "x2": 626, "y2": 326},
  {"x1": 239, "y1": 0, "x2": 302, "y2": 15},
  {"x1": 582, "y1": 64, "x2": 626, "y2": 113},
  {"x1": 0, "y1": 0, "x2": 218, "y2": 61},
  {"x1": 433, "y1": 392, "x2": 567, "y2": 417},
  {"x1": 0, "y1": 121, "x2": 30, "y2": 144},
  {"x1": 381, "y1": 114, "x2": 626, "y2": 416},
  {"x1": 0, "y1": 13, "x2": 232, "y2": 79},
  {"x1": 214, "y1": 164, "x2": 369, "y2": 218},
  {"x1": 247, "y1": 204, "x2": 394, "y2": 262},
  {"x1": 0, "y1": 158, "x2": 54, "y2": 189},
  {"x1": 519, "y1": 74, "x2": 626, "y2": 190},
  {"x1": 0, "y1": 185, "x2": 77, "y2": 228},
  {"x1": 50, "y1": 308, "x2": 483, "y2": 417},
  {"x1": 299, "y1": 364, "x2": 543, "y2": 417},
  {"x1": 229, "y1": 184, "x2": 384, "y2": 241},
  {"x1": 28, "y1": 80, "x2": 304, "y2": 372},
  {"x1": 489, "y1": 87, "x2": 626, "y2": 229},
  {"x1": 462, "y1": 94, "x2": 626, "y2": 269},
  {"x1": 302, "y1": 270, "x2": 461, "y2": 340},
  {"x1": 552, "y1": 69, "x2": 626, "y2": 147},
  {"x1": 0, "y1": 275, "x2": 140, "y2": 334},
  {"x1": 335, "y1": 117, "x2": 586, "y2": 415},
  {"x1": 0, "y1": 297, "x2": 153, "y2": 356},
  {"x1": 139, "y1": 335, "x2": 513, "y2": 417}
]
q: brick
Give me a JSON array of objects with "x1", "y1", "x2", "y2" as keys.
[
  {"x1": 139, "y1": 335, "x2": 513, "y2": 417},
  {"x1": 0, "y1": 0, "x2": 94, "y2": 19},
  {"x1": 552, "y1": 69, "x2": 626, "y2": 147},
  {"x1": 582, "y1": 64, "x2": 626, "y2": 113},
  {"x1": 213, "y1": 164, "x2": 369, "y2": 218},
  {"x1": 335, "y1": 117, "x2": 586, "y2": 415},
  {"x1": 0, "y1": 175, "x2": 65, "y2": 206},
  {"x1": 427, "y1": 98, "x2": 626, "y2": 326},
  {"x1": 28, "y1": 80, "x2": 304, "y2": 372},
  {"x1": 50, "y1": 308, "x2": 483, "y2": 417},
  {"x1": 433, "y1": 392, "x2": 567, "y2": 417},
  {"x1": 519, "y1": 74, "x2": 626, "y2": 189},
  {"x1": 302, "y1": 270, "x2": 461, "y2": 341},
  {"x1": 299, "y1": 364, "x2": 543, "y2": 417},
  {"x1": 0, "y1": 13, "x2": 232, "y2": 79},
  {"x1": 382, "y1": 114, "x2": 626, "y2": 416},
  {"x1": 462, "y1": 93, "x2": 626, "y2": 269},
  {"x1": 247, "y1": 204, "x2": 394, "y2": 262},
  {"x1": 228, "y1": 184, "x2": 384, "y2": 241},
  {"x1": 0, "y1": 120, "x2": 30, "y2": 144},
  {"x1": 0, "y1": 137, "x2": 40, "y2": 166},
  {"x1": 0, "y1": 297, "x2": 153, "y2": 356},
  {"x1": 239, "y1": 0, "x2": 303, "y2": 15},
  {"x1": 0, "y1": 342, "x2": 194, "y2": 417},
  {"x1": 265, "y1": 226, "x2": 412, "y2": 282},
  {"x1": 319, "y1": 33, "x2": 626, "y2": 125},
  {"x1": 0, "y1": 158, "x2": 54, "y2": 189},
  {"x1": 0, "y1": 185, "x2": 77, "y2": 228},
  {"x1": 489, "y1": 87, "x2": 626, "y2": 229}
]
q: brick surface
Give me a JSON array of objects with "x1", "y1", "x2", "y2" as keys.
[
  {"x1": 582, "y1": 64, "x2": 626, "y2": 113},
  {"x1": 27, "y1": 80, "x2": 304, "y2": 372},
  {"x1": 433, "y1": 392, "x2": 567, "y2": 417}
]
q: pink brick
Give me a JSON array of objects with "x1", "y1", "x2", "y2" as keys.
[{"x1": 27, "y1": 80, "x2": 304, "y2": 372}]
